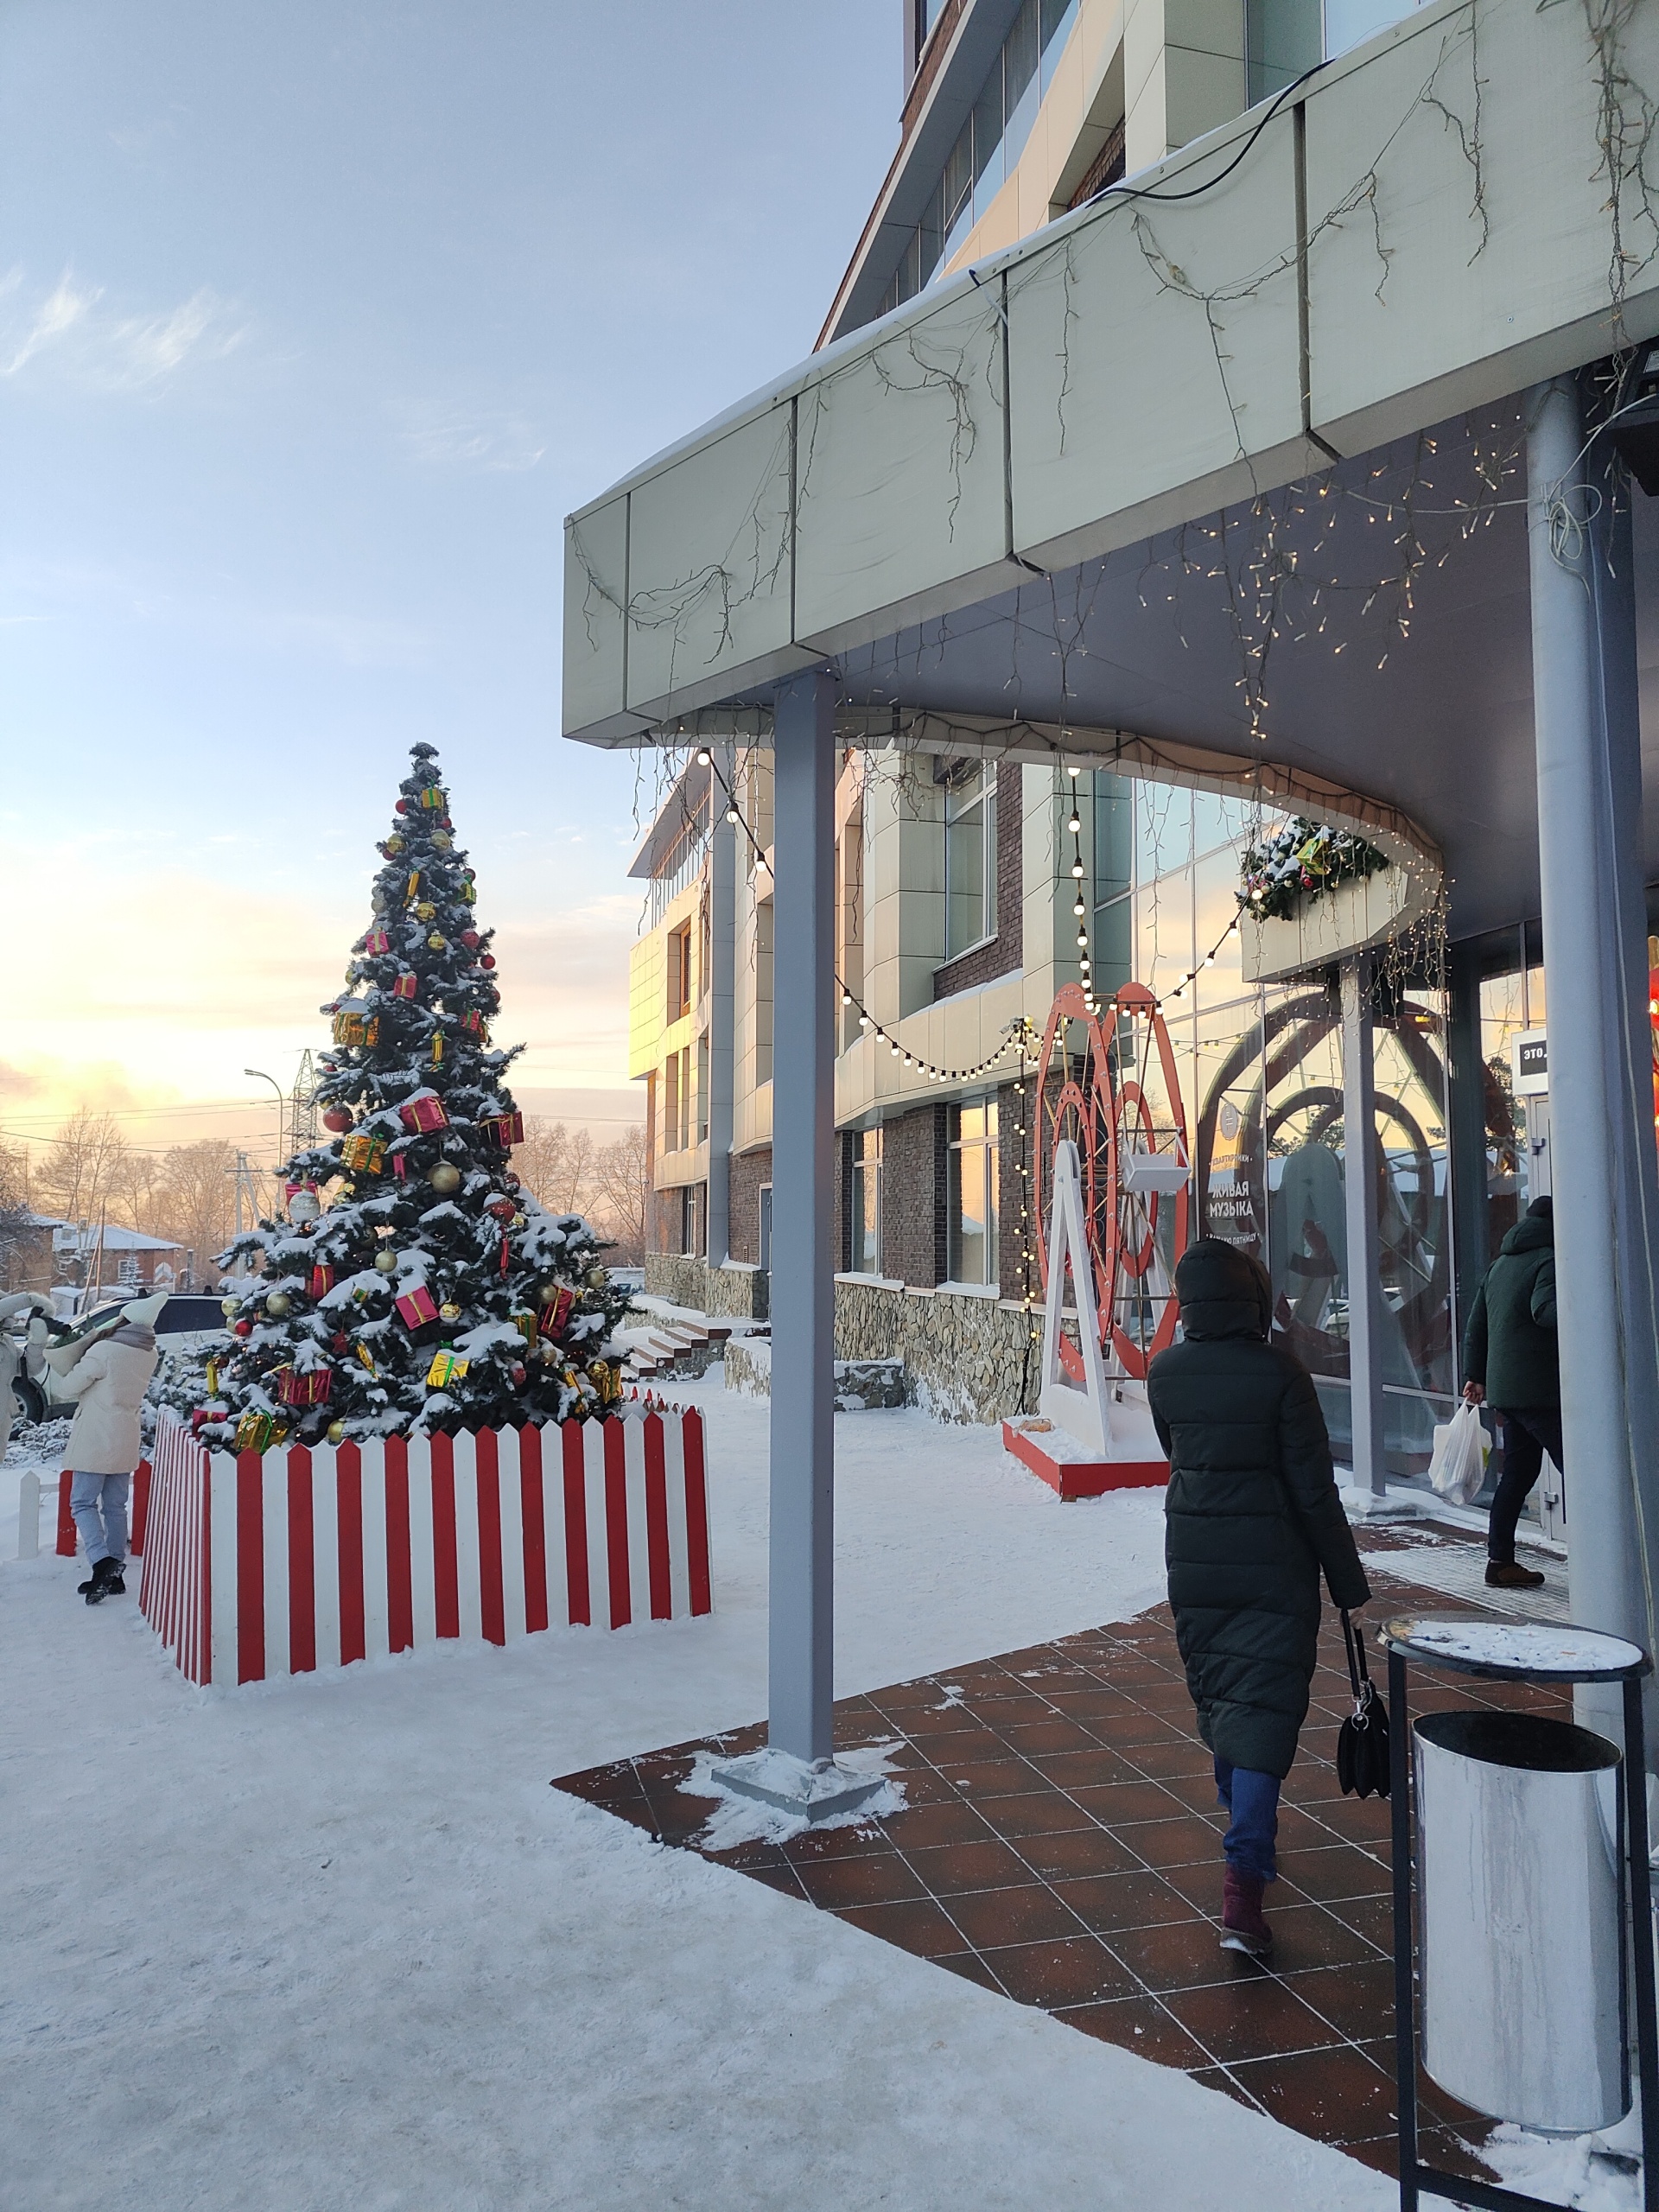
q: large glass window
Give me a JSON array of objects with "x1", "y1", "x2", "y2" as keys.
[
  {"x1": 944, "y1": 762, "x2": 997, "y2": 960},
  {"x1": 850, "y1": 1128, "x2": 881, "y2": 1274},
  {"x1": 950, "y1": 1098, "x2": 1001, "y2": 1286}
]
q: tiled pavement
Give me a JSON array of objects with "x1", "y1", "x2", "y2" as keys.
[{"x1": 554, "y1": 1556, "x2": 1571, "y2": 2184}]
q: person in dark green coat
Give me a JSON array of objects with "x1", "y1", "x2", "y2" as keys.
[
  {"x1": 1147, "y1": 1238, "x2": 1371, "y2": 1957},
  {"x1": 1461, "y1": 1194, "x2": 1558, "y2": 1591}
]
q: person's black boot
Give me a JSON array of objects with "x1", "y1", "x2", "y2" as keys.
[{"x1": 85, "y1": 1556, "x2": 122, "y2": 1605}]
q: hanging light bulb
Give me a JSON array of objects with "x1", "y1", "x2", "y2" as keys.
[
  {"x1": 1067, "y1": 813, "x2": 1081, "y2": 835},
  {"x1": 727, "y1": 805, "x2": 741, "y2": 823},
  {"x1": 696, "y1": 748, "x2": 711, "y2": 766},
  {"x1": 1071, "y1": 861, "x2": 1084, "y2": 879}
]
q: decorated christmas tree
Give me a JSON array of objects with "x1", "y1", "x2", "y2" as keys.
[{"x1": 168, "y1": 742, "x2": 630, "y2": 1451}]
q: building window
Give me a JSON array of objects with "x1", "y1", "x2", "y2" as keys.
[
  {"x1": 679, "y1": 1184, "x2": 702, "y2": 1257},
  {"x1": 949, "y1": 1098, "x2": 1000, "y2": 1286},
  {"x1": 759, "y1": 1184, "x2": 772, "y2": 1271},
  {"x1": 664, "y1": 1045, "x2": 692, "y2": 1153},
  {"x1": 849, "y1": 1128, "x2": 881, "y2": 1274},
  {"x1": 944, "y1": 762, "x2": 997, "y2": 961},
  {"x1": 667, "y1": 919, "x2": 693, "y2": 1023}
]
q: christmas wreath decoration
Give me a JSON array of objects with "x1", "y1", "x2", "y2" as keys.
[{"x1": 1237, "y1": 817, "x2": 1389, "y2": 923}]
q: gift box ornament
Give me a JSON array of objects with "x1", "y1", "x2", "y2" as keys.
[
  {"x1": 391, "y1": 1152, "x2": 409, "y2": 1181},
  {"x1": 234, "y1": 1410, "x2": 276, "y2": 1455},
  {"x1": 308, "y1": 1264, "x2": 335, "y2": 1300},
  {"x1": 363, "y1": 928, "x2": 391, "y2": 956},
  {"x1": 537, "y1": 1288, "x2": 575, "y2": 1340},
  {"x1": 424, "y1": 1350, "x2": 469, "y2": 1389},
  {"x1": 430, "y1": 1035, "x2": 444, "y2": 1065},
  {"x1": 480, "y1": 1110, "x2": 524, "y2": 1152},
  {"x1": 391, "y1": 970, "x2": 418, "y2": 1000},
  {"x1": 205, "y1": 1358, "x2": 220, "y2": 1395},
  {"x1": 395, "y1": 1286, "x2": 439, "y2": 1330},
  {"x1": 512, "y1": 1311, "x2": 539, "y2": 1348},
  {"x1": 276, "y1": 1365, "x2": 334, "y2": 1408},
  {"x1": 357, "y1": 1344, "x2": 378, "y2": 1373},
  {"x1": 406, "y1": 871, "x2": 421, "y2": 901},
  {"x1": 461, "y1": 1009, "x2": 487, "y2": 1039},
  {"x1": 418, "y1": 785, "x2": 445, "y2": 810},
  {"x1": 340, "y1": 1131, "x2": 388, "y2": 1175},
  {"x1": 397, "y1": 1090, "x2": 449, "y2": 1135},
  {"x1": 333, "y1": 1010, "x2": 366, "y2": 1046}
]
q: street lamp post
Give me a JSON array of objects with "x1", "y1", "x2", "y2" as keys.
[{"x1": 245, "y1": 1068, "x2": 286, "y2": 1184}]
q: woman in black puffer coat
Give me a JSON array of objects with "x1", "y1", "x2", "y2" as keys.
[{"x1": 1147, "y1": 1238, "x2": 1370, "y2": 1956}]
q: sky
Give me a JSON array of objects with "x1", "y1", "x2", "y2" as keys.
[{"x1": 0, "y1": 0, "x2": 898, "y2": 1173}]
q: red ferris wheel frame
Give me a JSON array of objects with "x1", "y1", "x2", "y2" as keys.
[{"x1": 1033, "y1": 981, "x2": 1192, "y2": 1382}]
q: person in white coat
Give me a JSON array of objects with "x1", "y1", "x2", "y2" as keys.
[
  {"x1": 0, "y1": 1289, "x2": 53, "y2": 1460},
  {"x1": 48, "y1": 1291, "x2": 163, "y2": 1605}
]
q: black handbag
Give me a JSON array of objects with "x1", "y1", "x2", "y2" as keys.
[{"x1": 1337, "y1": 1608, "x2": 1390, "y2": 1799}]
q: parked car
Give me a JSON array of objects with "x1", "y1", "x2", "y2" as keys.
[{"x1": 5, "y1": 1296, "x2": 229, "y2": 1427}]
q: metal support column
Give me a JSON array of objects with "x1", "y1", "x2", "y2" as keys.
[
  {"x1": 705, "y1": 742, "x2": 736, "y2": 1268},
  {"x1": 1527, "y1": 374, "x2": 1659, "y2": 1707},
  {"x1": 1342, "y1": 954, "x2": 1395, "y2": 1510},
  {"x1": 713, "y1": 669, "x2": 881, "y2": 1821}
]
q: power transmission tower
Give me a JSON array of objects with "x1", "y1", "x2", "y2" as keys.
[{"x1": 289, "y1": 1049, "x2": 319, "y2": 1154}]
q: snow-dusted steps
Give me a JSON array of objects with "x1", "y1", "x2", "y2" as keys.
[{"x1": 136, "y1": 1407, "x2": 711, "y2": 1686}]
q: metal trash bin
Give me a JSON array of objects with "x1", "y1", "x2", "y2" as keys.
[{"x1": 1416, "y1": 1707, "x2": 1624, "y2": 2132}]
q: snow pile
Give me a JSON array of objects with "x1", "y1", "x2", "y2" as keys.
[
  {"x1": 1483, "y1": 2123, "x2": 1641, "y2": 2210},
  {"x1": 2, "y1": 1384, "x2": 1396, "y2": 2210},
  {"x1": 683, "y1": 1738, "x2": 909, "y2": 1848}
]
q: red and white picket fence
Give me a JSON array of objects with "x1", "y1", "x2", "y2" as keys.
[{"x1": 88, "y1": 1408, "x2": 710, "y2": 1687}]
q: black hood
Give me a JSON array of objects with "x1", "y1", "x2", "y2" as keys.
[
  {"x1": 1499, "y1": 1198, "x2": 1554, "y2": 1258},
  {"x1": 1174, "y1": 1237, "x2": 1273, "y2": 1341}
]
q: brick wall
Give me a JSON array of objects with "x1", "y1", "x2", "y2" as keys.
[
  {"x1": 880, "y1": 1103, "x2": 945, "y2": 1288},
  {"x1": 728, "y1": 1146, "x2": 772, "y2": 1265},
  {"x1": 931, "y1": 761, "x2": 1025, "y2": 1001}
]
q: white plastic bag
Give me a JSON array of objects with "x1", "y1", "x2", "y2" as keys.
[{"x1": 1427, "y1": 1399, "x2": 1491, "y2": 1506}]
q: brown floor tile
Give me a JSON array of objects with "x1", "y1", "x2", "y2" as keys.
[
  {"x1": 902, "y1": 1838, "x2": 1036, "y2": 1896},
  {"x1": 1161, "y1": 1976, "x2": 1348, "y2": 2064},
  {"x1": 1262, "y1": 1901, "x2": 1390, "y2": 1973},
  {"x1": 1152, "y1": 1859, "x2": 1227, "y2": 1913},
  {"x1": 1189, "y1": 2064, "x2": 1268, "y2": 2113},
  {"x1": 942, "y1": 1883, "x2": 1090, "y2": 1949},
  {"x1": 1119, "y1": 1738, "x2": 1218, "y2": 1781},
  {"x1": 833, "y1": 1896, "x2": 966, "y2": 1958},
  {"x1": 1306, "y1": 1795, "x2": 1396, "y2": 1846},
  {"x1": 1013, "y1": 1824, "x2": 1144, "y2": 1880},
  {"x1": 585, "y1": 1792, "x2": 658, "y2": 1835},
  {"x1": 1024, "y1": 1747, "x2": 1138, "y2": 1790},
  {"x1": 980, "y1": 1935, "x2": 1138, "y2": 2006},
  {"x1": 879, "y1": 1797, "x2": 997, "y2": 1851},
  {"x1": 931, "y1": 1758, "x2": 1044, "y2": 1797},
  {"x1": 1147, "y1": 1770, "x2": 1230, "y2": 1818},
  {"x1": 1052, "y1": 1869, "x2": 1204, "y2": 1935},
  {"x1": 1115, "y1": 1815, "x2": 1226, "y2": 1871},
  {"x1": 995, "y1": 1718, "x2": 1109, "y2": 1757},
  {"x1": 933, "y1": 1950, "x2": 1005, "y2": 1993},
  {"x1": 1060, "y1": 1993, "x2": 1216, "y2": 2069},
  {"x1": 742, "y1": 1862, "x2": 809, "y2": 1900},
  {"x1": 974, "y1": 1789, "x2": 1100, "y2": 1840},
  {"x1": 1230, "y1": 2043, "x2": 1395, "y2": 2141},
  {"x1": 884, "y1": 1767, "x2": 963, "y2": 1807},
  {"x1": 1277, "y1": 1845, "x2": 1390, "y2": 1905},
  {"x1": 1107, "y1": 1916, "x2": 1262, "y2": 1996},
  {"x1": 783, "y1": 1820, "x2": 899, "y2": 1864},
  {"x1": 1339, "y1": 2134, "x2": 1402, "y2": 2177},
  {"x1": 1280, "y1": 1960, "x2": 1397, "y2": 2043},
  {"x1": 794, "y1": 1853, "x2": 926, "y2": 1910},
  {"x1": 1089, "y1": 1713, "x2": 1187, "y2": 1746},
  {"x1": 1065, "y1": 1777, "x2": 1189, "y2": 1826},
  {"x1": 1338, "y1": 1895, "x2": 1396, "y2": 1953}
]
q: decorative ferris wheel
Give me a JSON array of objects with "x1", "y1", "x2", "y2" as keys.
[{"x1": 1033, "y1": 981, "x2": 1192, "y2": 1382}]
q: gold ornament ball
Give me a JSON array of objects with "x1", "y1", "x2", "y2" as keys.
[
  {"x1": 538, "y1": 1341, "x2": 560, "y2": 1365},
  {"x1": 427, "y1": 1161, "x2": 461, "y2": 1194},
  {"x1": 326, "y1": 1420, "x2": 346, "y2": 1445},
  {"x1": 586, "y1": 1266, "x2": 608, "y2": 1288},
  {"x1": 219, "y1": 1296, "x2": 240, "y2": 1319},
  {"x1": 439, "y1": 1300, "x2": 461, "y2": 1323},
  {"x1": 373, "y1": 1249, "x2": 399, "y2": 1274},
  {"x1": 427, "y1": 932, "x2": 447, "y2": 952},
  {"x1": 537, "y1": 1281, "x2": 563, "y2": 1306},
  {"x1": 511, "y1": 1211, "x2": 525, "y2": 1229},
  {"x1": 265, "y1": 1291, "x2": 291, "y2": 1318},
  {"x1": 431, "y1": 830, "x2": 452, "y2": 851},
  {"x1": 415, "y1": 899, "x2": 436, "y2": 920},
  {"x1": 385, "y1": 833, "x2": 404, "y2": 853}
]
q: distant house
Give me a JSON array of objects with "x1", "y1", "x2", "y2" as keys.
[{"x1": 28, "y1": 1217, "x2": 188, "y2": 1296}]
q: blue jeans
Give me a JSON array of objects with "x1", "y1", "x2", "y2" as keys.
[
  {"x1": 1214, "y1": 1757, "x2": 1281, "y2": 1882},
  {"x1": 70, "y1": 1471, "x2": 130, "y2": 1567}
]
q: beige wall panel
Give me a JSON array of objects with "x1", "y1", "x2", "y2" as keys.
[
  {"x1": 625, "y1": 405, "x2": 795, "y2": 715},
  {"x1": 1007, "y1": 117, "x2": 1302, "y2": 560},
  {"x1": 793, "y1": 285, "x2": 1008, "y2": 644},
  {"x1": 563, "y1": 496, "x2": 629, "y2": 737},
  {"x1": 1306, "y1": 0, "x2": 1659, "y2": 442}
]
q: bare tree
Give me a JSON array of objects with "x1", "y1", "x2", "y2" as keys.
[
  {"x1": 590, "y1": 1125, "x2": 648, "y2": 1263},
  {"x1": 107, "y1": 1146, "x2": 162, "y2": 1233},
  {"x1": 516, "y1": 1120, "x2": 597, "y2": 1217},
  {"x1": 34, "y1": 1109, "x2": 130, "y2": 1227},
  {"x1": 150, "y1": 1140, "x2": 239, "y2": 1279},
  {"x1": 0, "y1": 1141, "x2": 37, "y2": 1289}
]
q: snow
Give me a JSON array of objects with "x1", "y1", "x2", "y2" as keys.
[
  {"x1": 1387, "y1": 1617, "x2": 1645, "y2": 1678},
  {"x1": 1, "y1": 1387, "x2": 1396, "y2": 2211}
]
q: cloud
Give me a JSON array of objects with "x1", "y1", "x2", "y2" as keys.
[
  {"x1": 0, "y1": 265, "x2": 248, "y2": 391},
  {"x1": 398, "y1": 408, "x2": 547, "y2": 474}
]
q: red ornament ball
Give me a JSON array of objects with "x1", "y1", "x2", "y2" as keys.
[
  {"x1": 322, "y1": 1107, "x2": 353, "y2": 1134},
  {"x1": 395, "y1": 798, "x2": 409, "y2": 814},
  {"x1": 331, "y1": 1332, "x2": 349, "y2": 1353},
  {"x1": 233, "y1": 1319, "x2": 253, "y2": 1338},
  {"x1": 510, "y1": 1362, "x2": 526, "y2": 1387},
  {"x1": 488, "y1": 1198, "x2": 515, "y2": 1222},
  {"x1": 480, "y1": 954, "x2": 496, "y2": 970},
  {"x1": 461, "y1": 930, "x2": 480, "y2": 950}
]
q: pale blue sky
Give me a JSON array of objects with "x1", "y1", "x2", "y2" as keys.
[{"x1": 0, "y1": 1, "x2": 896, "y2": 1156}]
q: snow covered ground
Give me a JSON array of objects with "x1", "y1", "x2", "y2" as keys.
[{"x1": 5, "y1": 1382, "x2": 1402, "y2": 2211}]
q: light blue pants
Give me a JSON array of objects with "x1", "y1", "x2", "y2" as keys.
[{"x1": 70, "y1": 1471, "x2": 130, "y2": 1567}]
